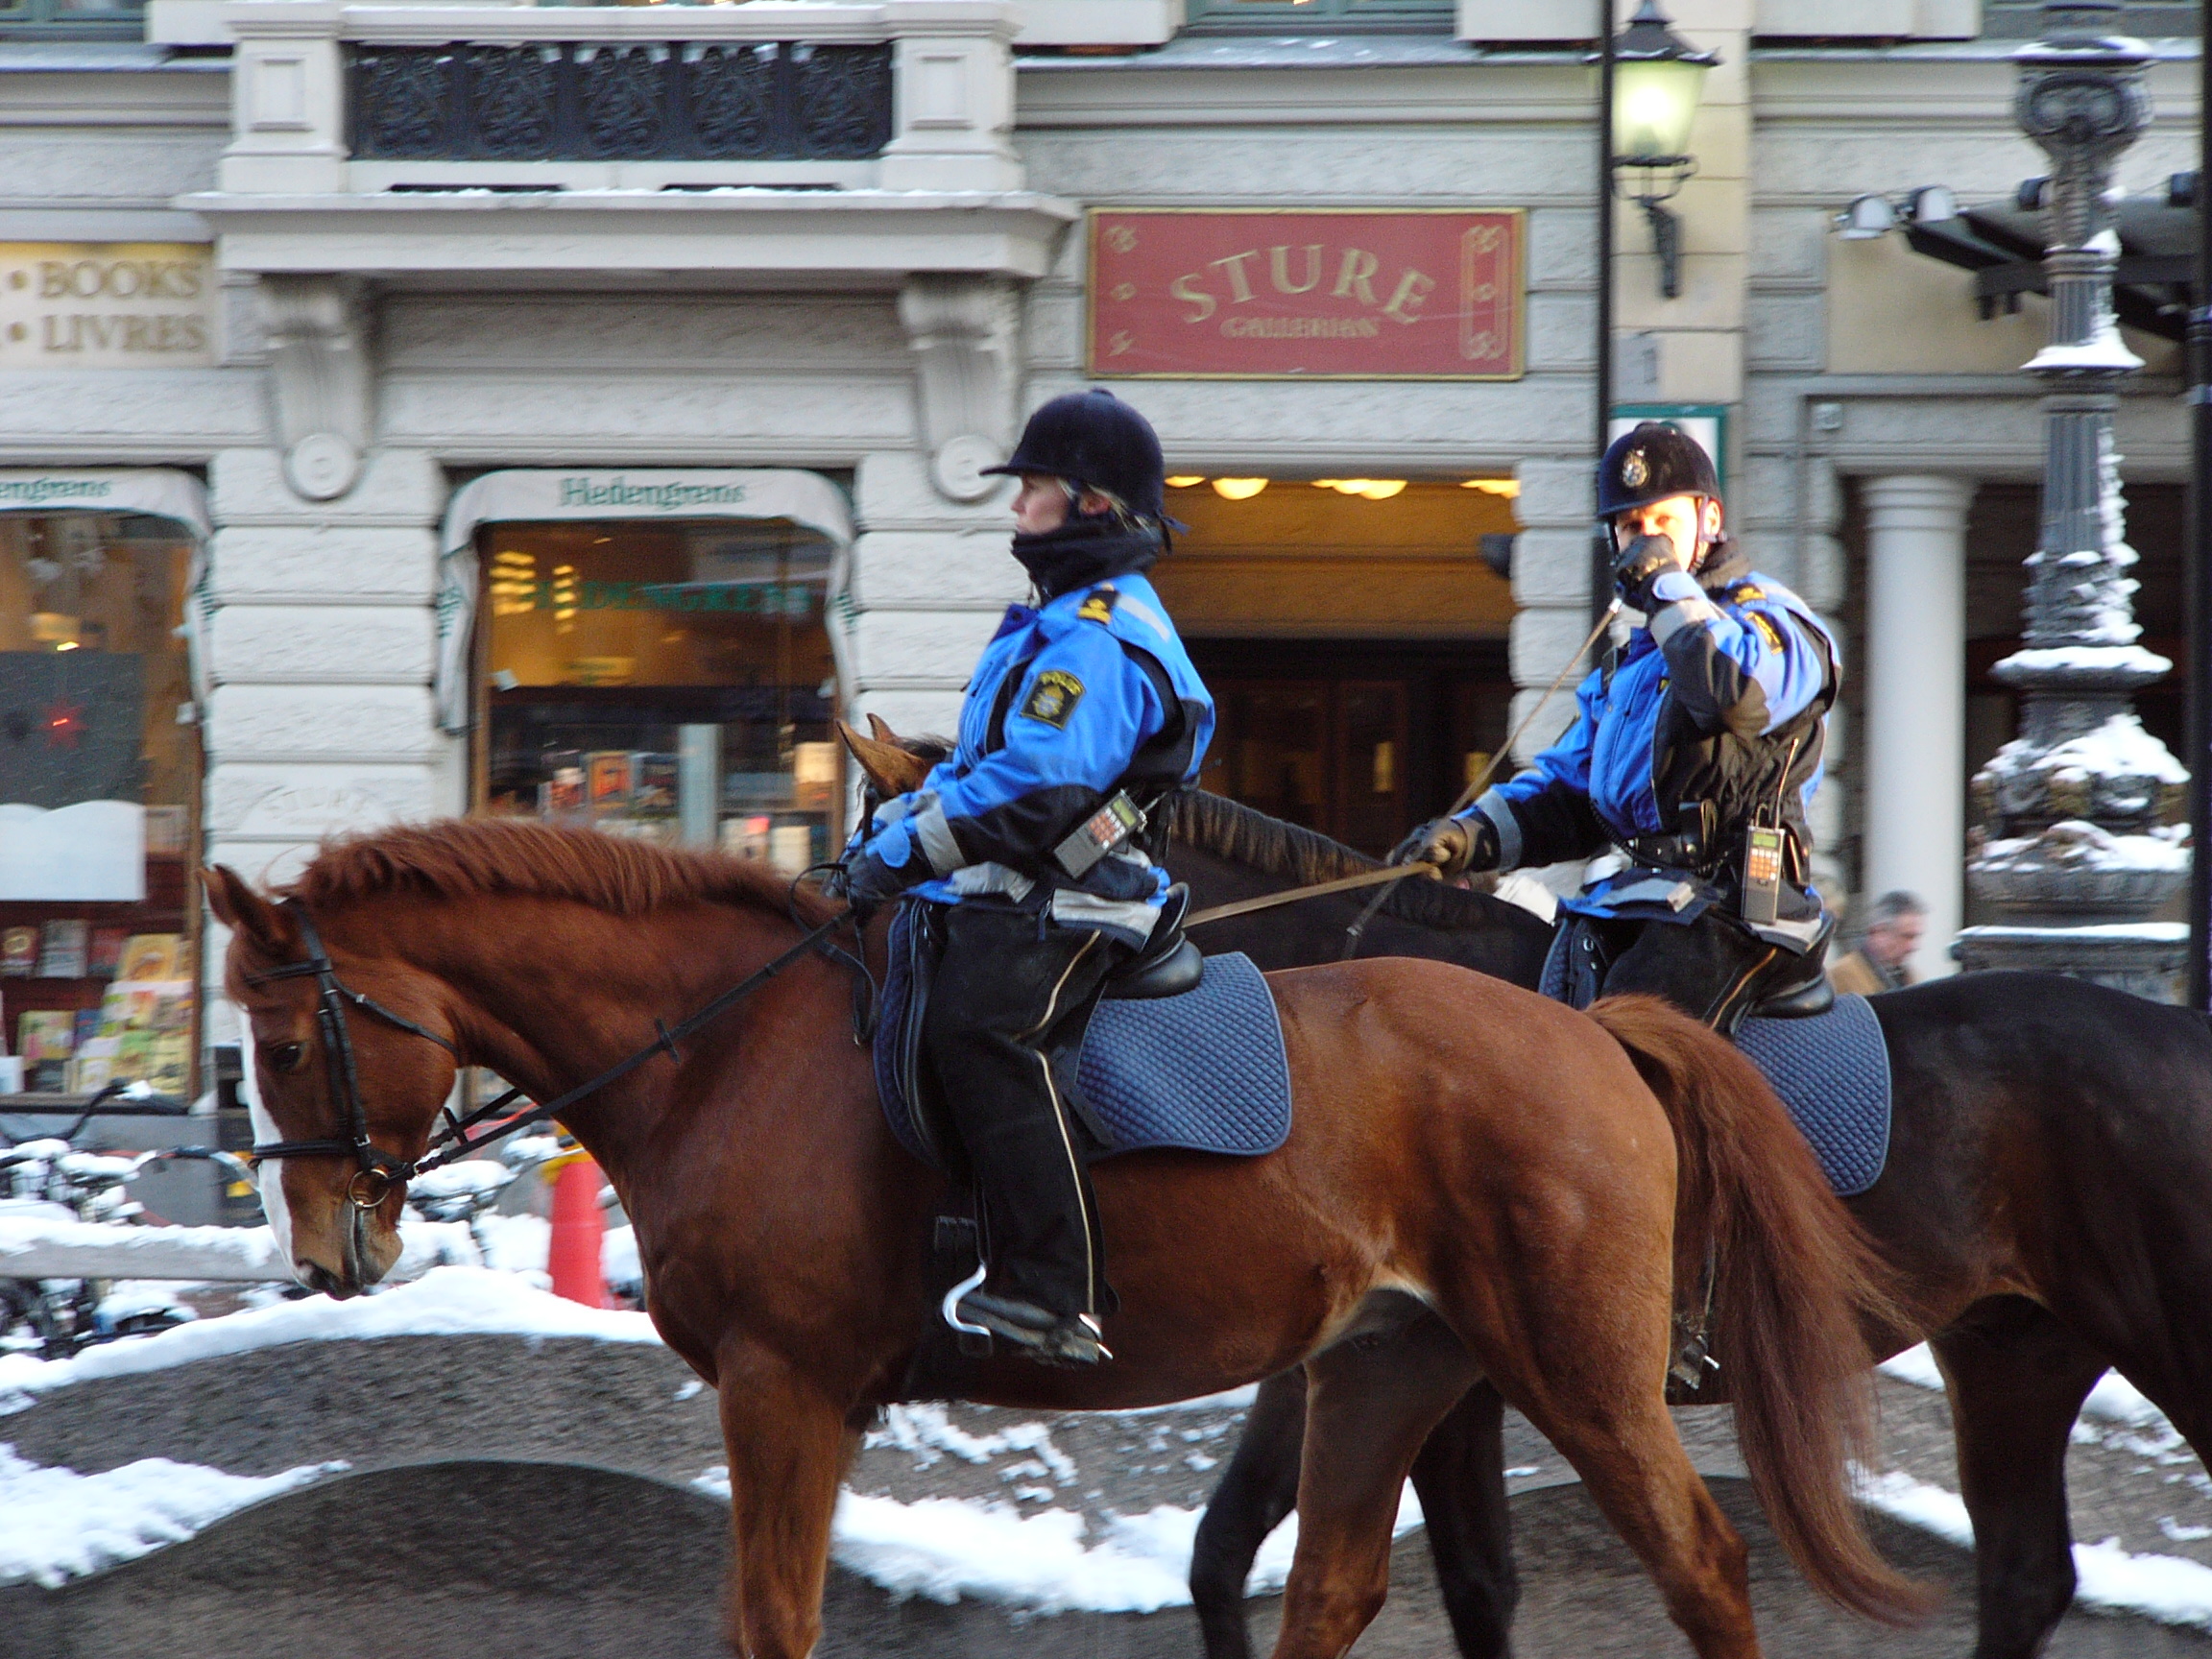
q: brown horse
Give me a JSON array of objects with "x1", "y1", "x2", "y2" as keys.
[{"x1": 211, "y1": 822, "x2": 1920, "y2": 1658}]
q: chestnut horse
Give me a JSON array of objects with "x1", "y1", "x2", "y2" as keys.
[
  {"x1": 844, "y1": 719, "x2": 2212, "y2": 1659},
  {"x1": 212, "y1": 823, "x2": 1921, "y2": 1658}
]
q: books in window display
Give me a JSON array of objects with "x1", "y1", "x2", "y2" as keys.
[
  {"x1": 36, "y1": 919, "x2": 88, "y2": 979},
  {"x1": 69, "y1": 976, "x2": 193, "y2": 1094}
]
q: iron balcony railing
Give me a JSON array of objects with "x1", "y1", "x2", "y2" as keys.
[{"x1": 347, "y1": 39, "x2": 895, "y2": 163}]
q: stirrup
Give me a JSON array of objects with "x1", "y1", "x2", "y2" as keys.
[{"x1": 951, "y1": 1288, "x2": 1112, "y2": 1366}]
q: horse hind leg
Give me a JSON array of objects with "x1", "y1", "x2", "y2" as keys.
[
  {"x1": 1929, "y1": 1297, "x2": 2108, "y2": 1659},
  {"x1": 1408, "y1": 1381, "x2": 1519, "y2": 1659},
  {"x1": 1270, "y1": 1310, "x2": 1482, "y2": 1659},
  {"x1": 1191, "y1": 1368, "x2": 1310, "y2": 1659}
]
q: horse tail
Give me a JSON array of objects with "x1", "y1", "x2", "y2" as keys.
[{"x1": 1585, "y1": 993, "x2": 1930, "y2": 1625}]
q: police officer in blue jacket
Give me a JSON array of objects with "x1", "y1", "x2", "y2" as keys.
[
  {"x1": 1395, "y1": 422, "x2": 1839, "y2": 1032},
  {"x1": 839, "y1": 390, "x2": 1215, "y2": 1366}
]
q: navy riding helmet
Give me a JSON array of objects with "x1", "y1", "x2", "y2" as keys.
[{"x1": 983, "y1": 389, "x2": 1172, "y2": 524}]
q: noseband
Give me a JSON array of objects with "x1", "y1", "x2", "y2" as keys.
[{"x1": 246, "y1": 896, "x2": 853, "y2": 1209}]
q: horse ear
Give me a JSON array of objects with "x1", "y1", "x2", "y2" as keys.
[
  {"x1": 866, "y1": 712, "x2": 896, "y2": 743},
  {"x1": 206, "y1": 865, "x2": 298, "y2": 957},
  {"x1": 839, "y1": 720, "x2": 931, "y2": 798}
]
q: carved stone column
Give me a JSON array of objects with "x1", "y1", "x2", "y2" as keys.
[{"x1": 1954, "y1": 1, "x2": 2189, "y2": 999}]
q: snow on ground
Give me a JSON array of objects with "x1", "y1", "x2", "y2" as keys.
[
  {"x1": 1871, "y1": 1349, "x2": 2212, "y2": 1632},
  {"x1": 0, "y1": 1266, "x2": 660, "y2": 1411},
  {"x1": 1858, "y1": 1467, "x2": 2212, "y2": 1634},
  {"x1": 691, "y1": 1463, "x2": 1420, "y2": 1615},
  {"x1": 0, "y1": 1444, "x2": 346, "y2": 1587},
  {"x1": 1882, "y1": 1341, "x2": 2169, "y2": 1429}
]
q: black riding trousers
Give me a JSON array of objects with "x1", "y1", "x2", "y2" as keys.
[{"x1": 922, "y1": 902, "x2": 1122, "y2": 1318}]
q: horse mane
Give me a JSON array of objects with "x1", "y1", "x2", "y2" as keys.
[
  {"x1": 1160, "y1": 790, "x2": 1532, "y2": 933},
  {"x1": 284, "y1": 819, "x2": 836, "y2": 926}
]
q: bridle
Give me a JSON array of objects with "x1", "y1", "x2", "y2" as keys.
[{"x1": 245, "y1": 895, "x2": 853, "y2": 1211}]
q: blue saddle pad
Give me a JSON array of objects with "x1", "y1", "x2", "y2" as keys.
[
  {"x1": 1734, "y1": 995, "x2": 1892, "y2": 1197},
  {"x1": 874, "y1": 911, "x2": 1291, "y2": 1168}
]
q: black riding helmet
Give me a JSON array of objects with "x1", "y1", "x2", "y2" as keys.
[
  {"x1": 1598, "y1": 421, "x2": 1721, "y2": 519},
  {"x1": 983, "y1": 389, "x2": 1178, "y2": 528}
]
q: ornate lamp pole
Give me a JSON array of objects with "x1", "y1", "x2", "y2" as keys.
[{"x1": 1955, "y1": 0, "x2": 2191, "y2": 998}]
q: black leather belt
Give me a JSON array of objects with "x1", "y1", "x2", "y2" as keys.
[{"x1": 1617, "y1": 833, "x2": 1712, "y2": 873}]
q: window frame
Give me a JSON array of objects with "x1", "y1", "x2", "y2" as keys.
[
  {"x1": 0, "y1": 0, "x2": 150, "y2": 40},
  {"x1": 1181, "y1": 0, "x2": 1456, "y2": 36}
]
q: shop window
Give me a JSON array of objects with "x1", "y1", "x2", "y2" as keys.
[
  {"x1": 0, "y1": 513, "x2": 201, "y2": 1102},
  {"x1": 478, "y1": 517, "x2": 844, "y2": 876},
  {"x1": 1184, "y1": 0, "x2": 1453, "y2": 33},
  {"x1": 0, "y1": 0, "x2": 147, "y2": 37}
]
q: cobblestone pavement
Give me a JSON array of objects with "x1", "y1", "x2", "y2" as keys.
[{"x1": 6, "y1": 1337, "x2": 2210, "y2": 1655}]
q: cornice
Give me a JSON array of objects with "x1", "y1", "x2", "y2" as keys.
[
  {"x1": 180, "y1": 189, "x2": 1081, "y2": 282},
  {"x1": 1019, "y1": 59, "x2": 1586, "y2": 128}
]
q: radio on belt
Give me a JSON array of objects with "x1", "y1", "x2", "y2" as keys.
[{"x1": 1054, "y1": 791, "x2": 1145, "y2": 879}]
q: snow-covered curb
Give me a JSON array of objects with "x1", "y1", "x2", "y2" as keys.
[
  {"x1": 0, "y1": 1266, "x2": 661, "y2": 1411},
  {"x1": 691, "y1": 1467, "x2": 1419, "y2": 1615},
  {"x1": 0, "y1": 1445, "x2": 347, "y2": 1587}
]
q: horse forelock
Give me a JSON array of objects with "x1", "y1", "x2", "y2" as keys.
[
  {"x1": 1161, "y1": 791, "x2": 1535, "y2": 933},
  {"x1": 282, "y1": 819, "x2": 837, "y2": 926}
]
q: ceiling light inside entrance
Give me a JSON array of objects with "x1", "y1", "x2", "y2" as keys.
[
  {"x1": 1211, "y1": 478, "x2": 1269, "y2": 500},
  {"x1": 1464, "y1": 479, "x2": 1521, "y2": 497},
  {"x1": 1312, "y1": 479, "x2": 1407, "y2": 500},
  {"x1": 1166, "y1": 475, "x2": 1206, "y2": 489}
]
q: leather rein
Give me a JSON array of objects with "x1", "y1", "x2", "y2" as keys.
[{"x1": 245, "y1": 896, "x2": 852, "y2": 1211}]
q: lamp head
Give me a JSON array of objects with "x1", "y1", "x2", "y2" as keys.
[{"x1": 1610, "y1": 0, "x2": 1717, "y2": 165}]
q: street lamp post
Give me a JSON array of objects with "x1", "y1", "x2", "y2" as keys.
[
  {"x1": 1591, "y1": 0, "x2": 1715, "y2": 629},
  {"x1": 1954, "y1": 1, "x2": 2190, "y2": 998},
  {"x1": 2189, "y1": 0, "x2": 2212, "y2": 1011}
]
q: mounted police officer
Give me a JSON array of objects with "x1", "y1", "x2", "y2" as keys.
[
  {"x1": 1395, "y1": 421, "x2": 1839, "y2": 1032},
  {"x1": 838, "y1": 390, "x2": 1214, "y2": 1366}
]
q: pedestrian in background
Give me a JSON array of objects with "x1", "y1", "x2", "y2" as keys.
[{"x1": 1829, "y1": 890, "x2": 1927, "y2": 995}]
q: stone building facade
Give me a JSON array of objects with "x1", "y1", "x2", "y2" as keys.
[{"x1": 0, "y1": 0, "x2": 2199, "y2": 1070}]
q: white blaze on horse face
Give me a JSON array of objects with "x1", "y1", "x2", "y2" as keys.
[{"x1": 238, "y1": 1019, "x2": 299, "y2": 1278}]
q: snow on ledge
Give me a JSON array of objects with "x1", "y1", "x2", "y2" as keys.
[
  {"x1": 0, "y1": 1444, "x2": 347, "y2": 1587},
  {"x1": 690, "y1": 1470, "x2": 1422, "y2": 1613},
  {"x1": 0, "y1": 1266, "x2": 661, "y2": 1410}
]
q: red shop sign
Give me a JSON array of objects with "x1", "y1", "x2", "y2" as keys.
[{"x1": 1086, "y1": 208, "x2": 1524, "y2": 381}]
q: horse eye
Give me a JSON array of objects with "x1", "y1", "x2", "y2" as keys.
[{"x1": 269, "y1": 1043, "x2": 307, "y2": 1073}]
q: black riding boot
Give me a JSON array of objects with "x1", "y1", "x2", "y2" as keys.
[
  {"x1": 923, "y1": 902, "x2": 1122, "y2": 1364},
  {"x1": 1600, "y1": 908, "x2": 1799, "y2": 1034}
]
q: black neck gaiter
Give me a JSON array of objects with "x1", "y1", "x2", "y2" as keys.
[
  {"x1": 1011, "y1": 519, "x2": 1162, "y2": 603},
  {"x1": 1695, "y1": 540, "x2": 1750, "y2": 594}
]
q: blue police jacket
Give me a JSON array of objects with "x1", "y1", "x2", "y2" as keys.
[
  {"x1": 862, "y1": 572, "x2": 1214, "y2": 939},
  {"x1": 1461, "y1": 560, "x2": 1839, "y2": 920}
]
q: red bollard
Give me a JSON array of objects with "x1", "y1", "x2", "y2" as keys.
[{"x1": 546, "y1": 1154, "x2": 608, "y2": 1308}]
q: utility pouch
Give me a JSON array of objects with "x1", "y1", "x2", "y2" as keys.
[
  {"x1": 1053, "y1": 790, "x2": 1145, "y2": 880},
  {"x1": 1741, "y1": 823, "x2": 1786, "y2": 926}
]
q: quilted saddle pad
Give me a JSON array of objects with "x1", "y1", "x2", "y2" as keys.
[
  {"x1": 874, "y1": 907, "x2": 1292, "y2": 1169},
  {"x1": 1734, "y1": 993, "x2": 1892, "y2": 1197}
]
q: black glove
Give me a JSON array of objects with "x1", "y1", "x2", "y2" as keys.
[
  {"x1": 1388, "y1": 814, "x2": 1501, "y2": 878},
  {"x1": 835, "y1": 850, "x2": 916, "y2": 920},
  {"x1": 1611, "y1": 533, "x2": 1681, "y2": 614}
]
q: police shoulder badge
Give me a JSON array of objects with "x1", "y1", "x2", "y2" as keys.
[
  {"x1": 1748, "y1": 612, "x2": 1786, "y2": 652},
  {"x1": 1021, "y1": 668, "x2": 1086, "y2": 728},
  {"x1": 1621, "y1": 449, "x2": 1649, "y2": 490},
  {"x1": 1076, "y1": 586, "x2": 1118, "y2": 626}
]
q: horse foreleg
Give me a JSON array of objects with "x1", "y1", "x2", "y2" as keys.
[
  {"x1": 1930, "y1": 1298, "x2": 2108, "y2": 1659},
  {"x1": 1191, "y1": 1367, "x2": 1309, "y2": 1659},
  {"x1": 1270, "y1": 1315, "x2": 1480, "y2": 1659},
  {"x1": 1408, "y1": 1381, "x2": 1518, "y2": 1659},
  {"x1": 714, "y1": 1341, "x2": 854, "y2": 1659}
]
